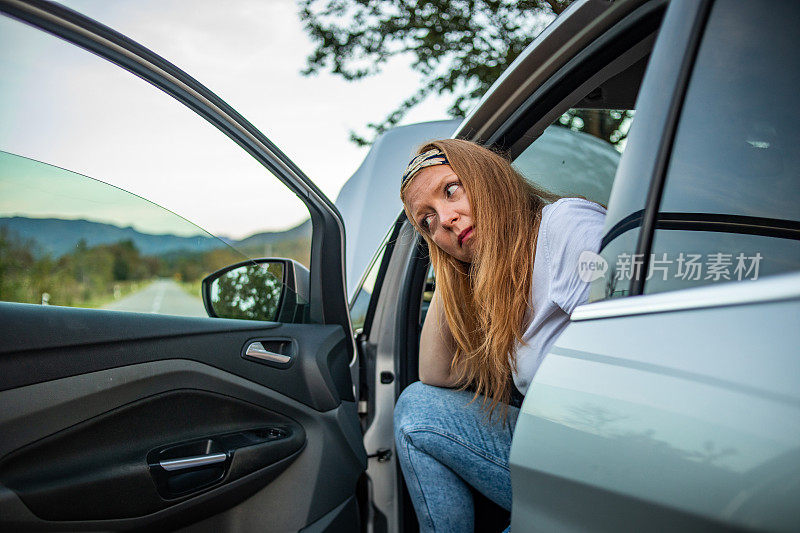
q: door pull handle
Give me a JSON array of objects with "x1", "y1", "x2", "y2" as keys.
[
  {"x1": 245, "y1": 341, "x2": 292, "y2": 364},
  {"x1": 159, "y1": 452, "x2": 227, "y2": 471}
]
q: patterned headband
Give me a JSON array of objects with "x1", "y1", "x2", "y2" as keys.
[{"x1": 401, "y1": 148, "x2": 449, "y2": 188}]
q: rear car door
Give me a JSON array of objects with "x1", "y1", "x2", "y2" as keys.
[
  {"x1": 511, "y1": 0, "x2": 800, "y2": 531},
  {"x1": 0, "y1": 2, "x2": 365, "y2": 531}
]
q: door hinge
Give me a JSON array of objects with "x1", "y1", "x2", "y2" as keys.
[{"x1": 367, "y1": 448, "x2": 392, "y2": 462}]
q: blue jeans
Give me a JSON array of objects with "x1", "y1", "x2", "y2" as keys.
[{"x1": 393, "y1": 381, "x2": 519, "y2": 532}]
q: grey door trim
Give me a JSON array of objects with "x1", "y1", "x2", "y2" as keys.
[{"x1": 571, "y1": 271, "x2": 800, "y2": 321}]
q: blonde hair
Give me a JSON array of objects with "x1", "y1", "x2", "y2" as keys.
[{"x1": 401, "y1": 139, "x2": 560, "y2": 416}]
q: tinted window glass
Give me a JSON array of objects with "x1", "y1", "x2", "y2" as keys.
[
  {"x1": 514, "y1": 109, "x2": 631, "y2": 206},
  {"x1": 350, "y1": 242, "x2": 387, "y2": 333},
  {"x1": 0, "y1": 14, "x2": 312, "y2": 320},
  {"x1": 644, "y1": 0, "x2": 800, "y2": 295},
  {"x1": 588, "y1": 228, "x2": 639, "y2": 301},
  {"x1": 420, "y1": 263, "x2": 435, "y2": 326},
  {"x1": 0, "y1": 152, "x2": 243, "y2": 314},
  {"x1": 515, "y1": 109, "x2": 635, "y2": 303}
]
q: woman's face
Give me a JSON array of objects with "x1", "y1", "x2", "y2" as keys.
[{"x1": 404, "y1": 164, "x2": 475, "y2": 263}]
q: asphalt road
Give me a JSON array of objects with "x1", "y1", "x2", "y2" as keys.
[{"x1": 102, "y1": 278, "x2": 207, "y2": 317}]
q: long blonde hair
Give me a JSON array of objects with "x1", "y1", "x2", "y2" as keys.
[{"x1": 401, "y1": 139, "x2": 559, "y2": 415}]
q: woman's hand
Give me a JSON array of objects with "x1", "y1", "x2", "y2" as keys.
[{"x1": 419, "y1": 290, "x2": 459, "y2": 387}]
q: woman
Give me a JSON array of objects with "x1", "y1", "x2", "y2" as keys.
[{"x1": 393, "y1": 139, "x2": 606, "y2": 532}]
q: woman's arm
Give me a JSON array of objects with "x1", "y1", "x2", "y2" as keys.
[{"x1": 418, "y1": 290, "x2": 459, "y2": 387}]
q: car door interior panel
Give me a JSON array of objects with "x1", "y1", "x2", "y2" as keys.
[
  {"x1": 0, "y1": 303, "x2": 365, "y2": 531},
  {"x1": 0, "y1": 302, "x2": 354, "y2": 411}
]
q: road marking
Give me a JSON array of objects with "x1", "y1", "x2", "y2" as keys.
[{"x1": 150, "y1": 282, "x2": 165, "y2": 313}]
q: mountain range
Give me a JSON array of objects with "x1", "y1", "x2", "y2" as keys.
[{"x1": 0, "y1": 216, "x2": 311, "y2": 258}]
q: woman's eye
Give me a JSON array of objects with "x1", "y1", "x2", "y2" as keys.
[
  {"x1": 445, "y1": 183, "x2": 459, "y2": 197},
  {"x1": 421, "y1": 214, "x2": 434, "y2": 230}
]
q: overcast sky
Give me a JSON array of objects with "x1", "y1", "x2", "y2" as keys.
[{"x1": 0, "y1": 0, "x2": 453, "y2": 238}]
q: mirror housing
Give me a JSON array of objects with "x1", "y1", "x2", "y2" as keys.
[{"x1": 201, "y1": 258, "x2": 310, "y2": 323}]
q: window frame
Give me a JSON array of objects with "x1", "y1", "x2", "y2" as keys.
[
  {"x1": 574, "y1": 0, "x2": 800, "y2": 319},
  {"x1": 0, "y1": 1, "x2": 351, "y2": 337},
  {"x1": 639, "y1": 0, "x2": 800, "y2": 297},
  {"x1": 348, "y1": 223, "x2": 395, "y2": 337},
  {"x1": 591, "y1": 0, "x2": 712, "y2": 300},
  {"x1": 628, "y1": 0, "x2": 713, "y2": 296}
]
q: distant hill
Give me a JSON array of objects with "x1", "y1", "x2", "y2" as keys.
[
  {"x1": 234, "y1": 219, "x2": 312, "y2": 264},
  {"x1": 236, "y1": 219, "x2": 311, "y2": 249},
  {"x1": 0, "y1": 217, "x2": 225, "y2": 257},
  {"x1": 0, "y1": 217, "x2": 311, "y2": 258}
]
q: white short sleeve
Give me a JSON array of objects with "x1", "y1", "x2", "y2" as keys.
[{"x1": 541, "y1": 198, "x2": 607, "y2": 314}]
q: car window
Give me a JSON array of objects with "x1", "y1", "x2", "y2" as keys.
[
  {"x1": 350, "y1": 241, "x2": 387, "y2": 333},
  {"x1": 514, "y1": 109, "x2": 631, "y2": 206},
  {"x1": 0, "y1": 14, "x2": 311, "y2": 320},
  {"x1": 419, "y1": 263, "x2": 435, "y2": 325},
  {"x1": 643, "y1": 0, "x2": 800, "y2": 295},
  {"x1": 514, "y1": 109, "x2": 632, "y2": 301}
]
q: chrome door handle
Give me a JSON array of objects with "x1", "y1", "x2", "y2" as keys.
[
  {"x1": 245, "y1": 341, "x2": 291, "y2": 364},
  {"x1": 159, "y1": 452, "x2": 227, "y2": 471}
]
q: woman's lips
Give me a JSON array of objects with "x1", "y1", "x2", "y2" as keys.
[{"x1": 458, "y1": 227, "x2": 473, "y2": 246}]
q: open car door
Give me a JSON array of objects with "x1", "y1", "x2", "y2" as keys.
[{"x1": 0, "y1": 1, "x2": 365, "y2": 531}]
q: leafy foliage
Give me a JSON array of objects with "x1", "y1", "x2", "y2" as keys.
[
  {"x1": 558, "y1": 108, "x2": 634, "y2": 148},
  {"x1": 299, "y1": 0, "x2": 571, "y2": 145},
  {"x1": 212, "y1": 263, "x2": 284, "y2": 321},
  {"x1": 0, "y1": 229, "x2": 161, "y2": 306}
]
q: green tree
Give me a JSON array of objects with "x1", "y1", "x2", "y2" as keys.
[
  {"x1": 557, "y1": 108, "x2": 634, "y2": 150},
  {"x1": 0, "y1": 227, "x2": 35, "y2": 302},
  {"x1": 212, "y1": 263, "x2": 284, "y2": 321},
  {"x1": 299, "y1": 0, "x2": 571, "y2": 145},
  {"x1": 109, "y1": 239, "x2": 139, "y2": 281}
]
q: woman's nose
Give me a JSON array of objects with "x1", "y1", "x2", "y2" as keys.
[{"x1": 439, "y1": 208, "x2": 458, "y2": 228}]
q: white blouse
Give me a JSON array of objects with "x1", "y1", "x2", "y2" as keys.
[{"x1": 511, "y1": 197, "x2": 607, "y2": 395}]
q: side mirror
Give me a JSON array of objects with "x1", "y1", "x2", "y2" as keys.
[{"x1": 201, "y1": 258, "x2": 310, "y2": 323}]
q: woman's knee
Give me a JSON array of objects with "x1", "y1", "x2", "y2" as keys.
[
  {"x1": 394, "y1": 381, "x2": 447, "y2": 435},
  {"x1": 394, "y1": 381, "x2": 426, "y2": 430}
]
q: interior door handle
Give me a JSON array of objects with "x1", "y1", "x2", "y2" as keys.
[
  {"x1": 245, "y1": 341, "x2": 291, "y2": 364},
  {"x1": 159, "y1": 452, "x2": 227, "y2": 471},
  {"x1": 148, "y1": 425, "x2": 303, "y2": 499}
]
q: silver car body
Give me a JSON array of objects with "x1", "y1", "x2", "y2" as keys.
[{"x1": 359, "y1": 0, "x2": 800, "y2": 531}]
